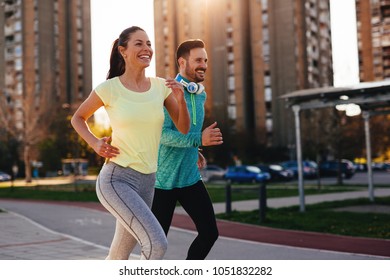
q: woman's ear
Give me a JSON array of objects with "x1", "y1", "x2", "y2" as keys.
[{"x1": 118, "y1": 46, "x2": 126, "y2": 58}]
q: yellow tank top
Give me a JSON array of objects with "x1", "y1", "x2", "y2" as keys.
[{"x1": 95, "y1": 77, "x2": 171, "y2": 174}]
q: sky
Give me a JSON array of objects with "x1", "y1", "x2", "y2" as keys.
[
  {"x1": 329, "y1": 0, "x2": 359, "y2": 86},
  {"x1": 90, "y1": 0, "x2": 155, "y2": 125},
  {"x1": 90, "y1": 0, "x2": 360, "y2": 123},
  {"x1": 90, "y1": 0, "x2": 156, "y2": 86}
]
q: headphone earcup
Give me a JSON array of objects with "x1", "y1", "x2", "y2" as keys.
[
  {"x1": 178, "y1": 78, "x2": 204, "y2": 94},
  {"x1": 187, "y1": 82, "x2": 198, "y2": 94},
  {"x1": 187, "y1": 82, "x2": 204, "y2": 94},
  {"x1": 196, "y1": 84, "x2": 204, "y2": 94}
]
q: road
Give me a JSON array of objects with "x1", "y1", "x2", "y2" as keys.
[
  {"x1": 1, "y1": 196, "x2": 389, "y2": 260},
  {"x1": 302, "y1": 171, "x2": 390, "y2": 185},
  {"x1": 0, "y1": 171, "x2": 389, "y2": 260}
]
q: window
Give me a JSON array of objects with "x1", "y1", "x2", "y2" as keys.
[
  {"x1": 228, "y1": 76, "x2": 235, "y2": 90},
  {"x1": 15, "y1": 58, "x2": 22, "y2": 71},
  {"x1": 14, "y1": 45, "x2": 22, "y2": 57},
  {"x1": 14, "y1": 21, "x2": 21, "y2": 31},
  {"x1": 265, "y1": 87, "x2": 272, "y2": 102}
]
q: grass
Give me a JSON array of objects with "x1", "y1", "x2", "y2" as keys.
[
  {"x1": 0, "y1": 182, "x2": 365, "y2": 202},
  {"x1": 206, "y1": 182, "x2": 364, "y2": 202},
  {"x1": 216, "y1": 197, "x2": 390, "y2": 239},
  {"x1": 0, "y1": 181, "x2": 389, "y2": 239},
  {"x1": 0, "y1": 184, "x2": 98, "y2": 202}
]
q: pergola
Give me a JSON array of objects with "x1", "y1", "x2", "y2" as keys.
[{"x1": 280, "y1": 80, "x2": 390, "y2": 212}]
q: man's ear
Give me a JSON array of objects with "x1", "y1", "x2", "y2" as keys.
[{"x1": 178, "y1": 57, "x2": 186, "y2": 68}]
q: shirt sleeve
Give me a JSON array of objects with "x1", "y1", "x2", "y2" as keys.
[
  {"x1": 160, "y1": 108, "x2": 202, "y2": 148},
  {"x1": 94, "y1": 79, "x2": 113, "y2": 105},
  {"x1": 154, "y1": 77, "x2": 171, "y2": 100}
]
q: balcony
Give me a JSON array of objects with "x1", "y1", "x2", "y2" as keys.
[
  {"x1": 4, "y1": 24, "x2": 14, "y2": 36},
  {"x1": 380, "y1": 0, "x2": 390, "y2": 7},
  {"x1": 4, "y1": 52, "x2": 14, "y2": 61}
]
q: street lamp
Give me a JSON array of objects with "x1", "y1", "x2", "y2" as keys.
[
  {"x1": 11, "y1": 164, "x2": 18, "y2": 190},
  {"x1": 335, "y1": 95, "x2": 361, "y2": 117}
]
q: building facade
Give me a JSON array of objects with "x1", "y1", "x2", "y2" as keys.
[
  {"x1": 153, "y1": 0, "x2": 333, "y2": 158},
  {"x1": 356, "y1": 0, "x2": 390, "y2": 81},
  {"x1": 269, "y1": 0, "x2": 333, "y2": 148},
  {"x1": 0, "y1": 0, "x2": 91, "y2": 174}
]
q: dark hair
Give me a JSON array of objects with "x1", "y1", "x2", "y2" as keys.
[
  {"x1": 106, "y1": 26, "x2": 145, "y2": 79},
  {"x1": 176, "y1": 39, "x2": 205, "y2": 67}
]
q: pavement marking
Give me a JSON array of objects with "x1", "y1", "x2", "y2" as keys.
[
  {"x1": 0, "y1": 237, "x2": 70, "y2": 248},
  {"x1": 7, "y1": 210, "x2": 142, "y2": 260},
  {"x1": 8, "y1": 211, "x2": 110, "y2": 252}
]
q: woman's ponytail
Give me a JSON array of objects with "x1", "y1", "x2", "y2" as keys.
[{"x1": 106, "y1": 39, "x2": 125, "y2": 79}]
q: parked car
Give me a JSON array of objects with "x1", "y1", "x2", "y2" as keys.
[
  {"x1": 319, "y1": 159, "x2": 356, "y2": 179},
  {"x1": 224, "y1": 165, "x2": 270, "y2": 183},
  {"x1": 257, "y1": 164, "x2": 294, "y2": 181},
  {"x1": 200, "y1": 164, "x2": 226, "y2": 182},
  {"x1": 371, "y1": 162, "x2": 390, "y2": 171},
  {"x1": 0, "y1": 171, "x2": 12, "y2": 182},
  {"x1": 280, "y1": 160, "x2": 318, "y2": 179}
]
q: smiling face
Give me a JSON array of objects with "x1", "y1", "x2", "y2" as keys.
[
  {"x1": 179, "y1": 48, "x2": 208, "y2": 83},
  {"x1": 119, "y1": 30, "x2": 153, "y2": 68}
]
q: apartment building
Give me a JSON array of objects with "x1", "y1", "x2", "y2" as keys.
[
  {"x1": 153, "y1": 0, "x2": 333, "y2": 154},
  {"x1": 0, "y1": 0, "x2": 91, "y2": 166},
  {"x1": 269, "y1": 0, "x2": 333, "y2": 148},
  {"x1": 356, "y1": 0, "x2": 390, "y2": 81}
]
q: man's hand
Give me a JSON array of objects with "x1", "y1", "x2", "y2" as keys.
[
  {"x1": 202, "y1": 122, "x2": 223, "y2": 146},
  {"x1": 197, "y1": 151, "x2": 207, "y2": 169}
]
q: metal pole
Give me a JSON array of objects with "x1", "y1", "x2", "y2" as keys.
[
  {"x1": 259, "y1": 180, "x2": 267, "y2": 223},
  {"x1": 225, "y1": 180, "x2": 232, "y2": 213},
  {"x1": 293, "y1": 105, "x2": 305, "y2": 212},
  {"x1": 362, "y1": 111, "x2": 374, "y2": 202}
]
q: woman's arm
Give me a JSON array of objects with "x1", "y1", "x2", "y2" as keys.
[
  {"x1": 164, "y1": 78, "x2": 190, "y2": 134},
  {"x1": 70, "y1": 91, "x2": 119, "y2": 158}
]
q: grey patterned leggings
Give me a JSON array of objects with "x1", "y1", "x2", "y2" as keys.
[{"x1": 96, "y1": 162, "x2": 167, "y2": 260}]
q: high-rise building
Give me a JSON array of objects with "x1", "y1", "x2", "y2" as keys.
[
  {"x1": 269, "y1": 0, "x2": 333, "y2": 148},
  {"x1": 153, "y1": 0, "x2": 333, "y2": 155},
  {"x1": 0, "y1": 0, "x2": 92, "y2": 161},
  {"x1": 356, "y1": 0, "x2": 390, "y2": 81}
]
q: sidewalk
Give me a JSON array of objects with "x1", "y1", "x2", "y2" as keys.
[
  {"x1": 0, "y1": 211, "x2": 108, "y2": 260},
  {"x1": 208, "y1": 187, "x2": 390, "y2": 213},
  {"x1": 0, "y1": 188, "x2": 389, "y2": 260}
]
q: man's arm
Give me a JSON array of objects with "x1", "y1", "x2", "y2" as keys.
[
  {"x1": 161, "y1": 110, "x2": 223, "y2": 148},
  {"x1": 160, "y1": 109, "x2": 202, "y2": 148}
]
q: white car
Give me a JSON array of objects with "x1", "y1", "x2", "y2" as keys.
[
  {"x1": 0, "y1": 171, "x2": 12, "y2": 182},
  {"x1": 200, "y1": 165, "x2": 226, "y2": 183}
]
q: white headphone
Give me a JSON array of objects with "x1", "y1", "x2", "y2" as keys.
[{"x1": 176, "y1": 75, "x2": 204, "y2": 94}]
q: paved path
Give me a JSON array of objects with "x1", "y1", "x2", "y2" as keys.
[
  {"x1": 0, "y1": 210, "x2": 107, "y2": 260},
  {"x1": 0, "y1": 188, "x2": 389, "y2": 260},
  {"x1": 208, "y1": 187, "x2": 390, "y2": 213}
]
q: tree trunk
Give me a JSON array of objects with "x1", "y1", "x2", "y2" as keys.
[{"x1": 24, "y1": 143, "x2": 32, "y2": 183}]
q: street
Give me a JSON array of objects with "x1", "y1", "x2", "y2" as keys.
[
  {"x1": 1, "y1": 184, "x2": 390, "y2": 260},
  {"x1": 301, "y1": 170, "x2": 390, "y2": 185},
  {"x1": 0, "y1": 199, "x2": 387, "y2": 260}
]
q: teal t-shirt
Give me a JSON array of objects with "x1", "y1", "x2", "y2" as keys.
[{"x1": 154, "y1": 76, "x2": 206, "y2": 189}]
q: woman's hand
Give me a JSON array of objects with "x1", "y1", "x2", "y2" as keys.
[
  {"x1": 165, "y1": 78, "x2": 185, "y2": 104},
  {"x1": 164, "y1": 78, "x2": 190, "y2": 134},
  {"x1": 93, "y1": 136, "x2": 120, "y2": 158}
]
